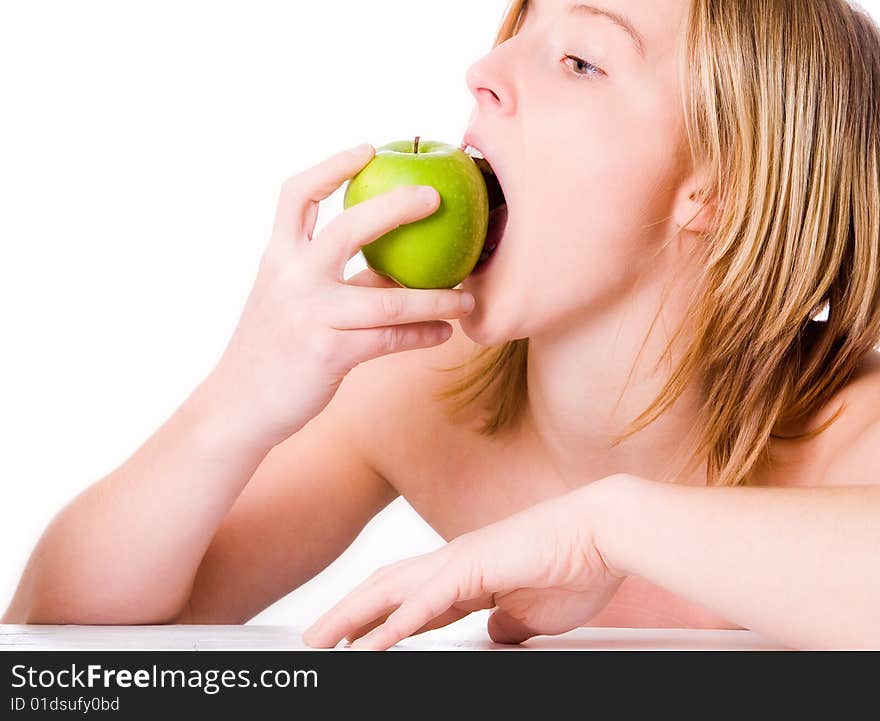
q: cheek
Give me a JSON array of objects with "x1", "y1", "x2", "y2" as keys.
[
  {"x1": 553, "y1": 117, "x2": 675, "y2": 242},
  {"x1": 502, "y1": 138, "x2": 676, "y2": 332},
  {"x1": 463, "y1": 100, "x2": 681, "y2": 342},
  {"x1": 520, "y1": 131, "x2": 666, "y2": 265}
]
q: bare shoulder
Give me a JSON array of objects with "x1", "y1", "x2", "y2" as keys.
[
  {"x1": 336, "y1": 320, "x2": 483, "y2": 487},
  {"x1": 780, "y1": 350, "x2": 880, "y2": 486},
  {"x1": 804, "y1": 349, "x2": 880, "y2": 486}
]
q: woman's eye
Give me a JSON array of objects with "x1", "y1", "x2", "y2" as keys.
[{"x1": 563, "y1": 54, "x2": 605, "y2": 79}]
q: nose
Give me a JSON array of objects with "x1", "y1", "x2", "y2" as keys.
[{"x1": 465, "y1": 45, "x2": 516, "y2": 117}]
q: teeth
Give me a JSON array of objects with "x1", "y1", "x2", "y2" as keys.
[{"x1": 464, "y1": 144, "x2": 484, "y2": 160}]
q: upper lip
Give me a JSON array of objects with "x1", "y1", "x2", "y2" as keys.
[{"x1": 461, "y1": 130, "x2": 508, "y2": 205}]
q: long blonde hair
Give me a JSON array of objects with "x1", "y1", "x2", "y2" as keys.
[{"x1": 433, "y1": 0, "x2": 880, "y2": 487}]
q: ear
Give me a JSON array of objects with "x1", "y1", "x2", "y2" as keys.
[{"x1": 672, "y1": 169, "x2": 719, "y2": 235}]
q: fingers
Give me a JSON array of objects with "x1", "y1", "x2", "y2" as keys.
[
  {"x1": 302, "y1": 543, "x2": 500, "y2": 650},
  {"x1": 303, "y1": 554, "x2": 460, "y2": 651},
  {"x1": 346, "y1": 604, "x2": 474, "y2": 645},
  {"x1": 330, "y1": 321, "x2": 456, "y2": 366},
  {"x1": 320, "y1": 282, "x2": 473, "y2": 365},
  {"x1": 304, "y1": 591, "x2": 395, "y2": 650},
  {"x1": 328, "y1": 285, "x2": 473, "y2": 330},
  {"x1": 348, "y1": 594, "x2": 449, "y2": 650},
  {"x1": 315, "y1": 184, "x2": 441, "y2": 274},
  {"x1": 271, "y1": 143, "x2": 376, "y2": 244},
  {"x1": 347, "y1": 560, "x2": 466, "y2": 650},
  {"x1": 408, "y1": 606, "x2": 472, "y2": 636},
  {"x1": 405, "y1": 592, "x2": 497, "y2": 638},
  {"x1": 344, "y1": 611, "x2": 393, "y2": 645}
]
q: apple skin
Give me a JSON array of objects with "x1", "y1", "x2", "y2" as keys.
[{"x1": 343, "y1": 139, "x2": 489, "y2": 289}]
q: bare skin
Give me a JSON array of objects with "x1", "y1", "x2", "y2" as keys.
[
  {"x1": 6, "y1": 0, "x2": 878, "y2": 636},
  {"x1": 352, "y1": 321, "x2": 880, "y2": 632}
]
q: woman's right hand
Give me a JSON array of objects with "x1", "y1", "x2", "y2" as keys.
[{"x1": 207, "y1": 143, "x2": 476, "y2": 447}]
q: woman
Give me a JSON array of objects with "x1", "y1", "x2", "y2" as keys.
[{"x1": 5, "y1": 0, "x2": 880, "y2": 651}]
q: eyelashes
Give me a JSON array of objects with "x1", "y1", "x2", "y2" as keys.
[{"x1": 562, "y1": 54, "x2": 606, "y2": 79}]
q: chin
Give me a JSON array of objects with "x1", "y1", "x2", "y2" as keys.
[
  {"x1": 459, "y1": 265, "x2": 536, "y2": 348},
  {"x1": 458, "y1": 307, "x2": 530, "y2": 348}
]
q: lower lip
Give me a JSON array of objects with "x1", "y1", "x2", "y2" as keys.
[{"x1": 471, "y1": 204, "x2": 508, "y2": 276}]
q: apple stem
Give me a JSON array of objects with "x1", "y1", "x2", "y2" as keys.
[{"x1": 413, "y1": 135, "x2": 420, "y2": 154}]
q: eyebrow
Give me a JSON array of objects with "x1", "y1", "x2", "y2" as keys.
[{"x1": 566, "y1": 3, "x2": 647, "y2": 60}]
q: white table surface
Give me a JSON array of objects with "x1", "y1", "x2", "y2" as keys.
[{"x1": 0, "y1": 619, "x2": 790, "y2": 651}]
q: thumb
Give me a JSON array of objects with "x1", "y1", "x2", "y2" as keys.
[{"x1": 487, "y1": 609, "x2": 538, "y2": 645}]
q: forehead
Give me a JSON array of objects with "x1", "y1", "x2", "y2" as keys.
[{"x1": 523, "y1": 0, "x2": 689, "y2": 58}]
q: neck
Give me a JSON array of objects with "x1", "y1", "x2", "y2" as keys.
[{"x1": 522, "y1": 268, "x2": 708, "y2": 488}]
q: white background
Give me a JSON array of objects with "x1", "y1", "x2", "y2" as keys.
[{"x1": 1, "y1": 1, "x2": 878, "y2": 633}]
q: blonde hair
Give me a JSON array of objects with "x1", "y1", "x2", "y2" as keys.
[{"x1": 433, "y1": 0, "x2": 880, "y2": 487}]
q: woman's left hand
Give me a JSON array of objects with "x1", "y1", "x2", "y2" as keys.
[{"x1": 302, "y1": 475, "x2": 630, "y2": 650}]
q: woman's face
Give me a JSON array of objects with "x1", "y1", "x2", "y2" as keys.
[{"x1": 460, "y1": 0, "x2": 693, "y2": 344}]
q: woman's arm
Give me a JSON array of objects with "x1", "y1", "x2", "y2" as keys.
[
  {"x1": 594, "y1": 474, "x2": 880, "y2": 650},
  {"x1": 299, "y1": 471, "x2": 880, "y2": 651},
  {"x1": 295, "y1": 417, "x2": 880, "y2": 651},
  {"x1": 1, "y1": 372, "x2": 278, "y2": 625},
  {"x1": 2, "y1": 144, "x2": 473, "y2": 626}
]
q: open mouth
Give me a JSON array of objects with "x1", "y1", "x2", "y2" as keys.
[{"x1": 463, "y1": 147, "x2": 508, "y2": 271}]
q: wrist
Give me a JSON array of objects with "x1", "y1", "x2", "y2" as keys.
[
  {"x1": 578, "y1": 473, "x2": 652, "y2": 579},
  {"x1": 184, "y1": 369, "x2": 286, "y2": 457}
]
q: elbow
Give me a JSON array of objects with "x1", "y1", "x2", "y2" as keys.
[{"x1": 9, "y1": 583, "x2": 190, "y2": 627}]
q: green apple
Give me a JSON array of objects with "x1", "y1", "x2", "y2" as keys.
[{"x1": 343, "y1": 137, "x2": 489, "y2": 289}]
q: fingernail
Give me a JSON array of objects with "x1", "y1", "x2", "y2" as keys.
[
  {"x1": 418, "y1": 186, "x2": 439, "y2": 204},
  {"x1": 349, "y1": 143, "x2": 374, "y2": 156},
  {"x1": 460, "y1": 292, "x2": 475, "y2": 312}
]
